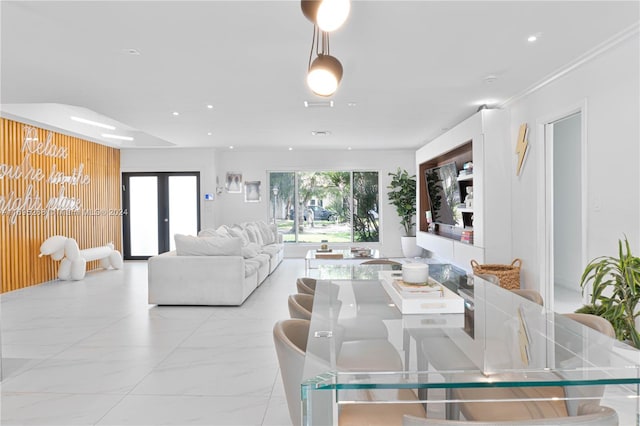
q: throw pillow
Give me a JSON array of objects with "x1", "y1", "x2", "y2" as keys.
[
  {"x1": 256, "y1": 221, "x2": 274, "y2": 245},
  {"x1": 241, "y1": 245, "x2": 260, "y2": 259},
  {"x1": 198, "y1": 228, "x2": 219, "y2": 237},
  {"x1": 175, "y1": 234, "x2": 242, "y2": 256},
  {"x1": 228, "y1": 227, "x2": 250, "y2": 246},
  {"x1": 247, "y1": 223, "x2": 264, "y2": 246}
]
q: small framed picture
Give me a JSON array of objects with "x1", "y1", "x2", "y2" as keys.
[
  {"x1": 225, "y1": 172, "x2": 242, "y2": 193},
  {"x1": 244, "y1": 181, "x2": 261, "y2": 202}
]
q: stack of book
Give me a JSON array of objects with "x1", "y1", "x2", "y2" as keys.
[
  {"x1": 461, "y1": 229, "x2": 474, "y2": 244},
  {"x1": 392, "y1": 279, "x2": 443, "y2": 297}
]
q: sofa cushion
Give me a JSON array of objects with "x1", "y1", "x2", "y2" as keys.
[
  {"x1": 241, "y1": 245, "x2": 260, "y2": 259},
  {"x1": 175, "y1": 234, "x2": 242, "y2": 256},
  {"x1": 216, "y1": 225, "x2": 233, "y2": 239},
  {"x1": 228, "y1": 227, "x2": 251, "y2": 246},
  {"x1": 244, "y1": 223, "x2": 264, "y2": 246},
  {"x1": 256, "y1": 221, "x2": 275, "y2": 245},
  {"x1": 198, "y1": 228, "x2": 222, "y2": 238},
  {"x1": 261, "y1": 244, "x2": 281, "y2": 258}
]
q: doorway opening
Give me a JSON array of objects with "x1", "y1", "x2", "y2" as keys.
[{"x1": 542, "y1": 109, "x2": 587, "y2": 313}]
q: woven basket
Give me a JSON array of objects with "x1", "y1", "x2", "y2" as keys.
[{"x1": 471, "y1": 259, "x2": 522, "y2": 290}]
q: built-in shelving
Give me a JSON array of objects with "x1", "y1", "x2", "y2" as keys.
[{"x1": 415, "y1": 109, "x2": 511, "y2": 270}]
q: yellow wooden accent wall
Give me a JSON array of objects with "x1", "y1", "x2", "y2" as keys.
[{"x1": 0, "y1": 118, "x2": 121, "y2": 293}]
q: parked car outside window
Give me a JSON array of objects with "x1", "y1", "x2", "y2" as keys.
[{"x1": 288, "y1": 206, "x2": 337, "y2": 221}]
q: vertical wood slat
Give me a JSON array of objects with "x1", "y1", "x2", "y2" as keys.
[{"x1": 0, "y1": 118, "x2": 121, "y2": 293}]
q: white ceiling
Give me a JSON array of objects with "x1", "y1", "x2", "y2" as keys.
[{"x1": 1, "y1": 1, "x2": 638, "y2": 151}]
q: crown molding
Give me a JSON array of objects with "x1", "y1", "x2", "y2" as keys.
[{"x1": 499, "y1": 22, "x2": 640, "y2": 108}]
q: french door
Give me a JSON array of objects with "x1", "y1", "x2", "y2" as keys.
[{"x1": 122, "y1": 172, "x2": 200, "y2": 259}]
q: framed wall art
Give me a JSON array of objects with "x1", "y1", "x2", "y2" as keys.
[
  {"x1": 225, "y1": 172, "x2": 242, "y2": 193},
  {"x1": 244, "y1": 181, "x2": 261, "y2": 202}
]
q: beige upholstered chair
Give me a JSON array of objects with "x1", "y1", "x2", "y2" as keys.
[
  {"x1": 273, "y1": 319, "x2": 425, "y2": 426},
  {"x1": 361, "y1": 259, "x2": 403, "y2": 267},
  {"x1": 296, "y1": 277, "x2": 317, "y2": 295},
  {"x1": 511, "y1": 289, "x2": 544, "y2": 306},
  {"x1": 560, "y1": 313, "x2": 615, "y2": 416},
  {"x1": 452, "y1": 313, "x2": 616, "y2": 422},
  {"x1": 402, "y1": 404, "x2": 618, "y2": 425},
  {"x1": 288, "y1": 293, "x2": 314, "y2": 320}
]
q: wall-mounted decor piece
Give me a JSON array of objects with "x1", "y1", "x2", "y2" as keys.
[
  {"x1": 244, "y1": 181, "x2": 261, "y2": 202},
  {"x1": 516, "y1": 123, "x2": 529, "y2": 176},
  {"x1": 225, "y1": 172, "x2": 242, "y2": 193}
]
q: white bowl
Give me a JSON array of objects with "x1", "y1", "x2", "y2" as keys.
[{"x1": 402, "y1": 263, "x2": 429, "y2": 284}]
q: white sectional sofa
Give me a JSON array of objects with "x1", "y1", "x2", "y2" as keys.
[{"x1": 148, "y1": 221, "x2": 284, "y2": 306}]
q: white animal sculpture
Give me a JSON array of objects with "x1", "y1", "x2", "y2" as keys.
[{"x1": 39, "y1": 235, "x2": 123, "y2": 280}]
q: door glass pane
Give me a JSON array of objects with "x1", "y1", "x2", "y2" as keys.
[
  {"x1": 130, "y1": 176, "x2": 159, "y2": 256},
  {"x1": 297, "y1": 171, "x2": 351, "y2": 243},
  {"x1": 169, "y1": 176, "x2": 198, "y2": 250},
  {"x1": 269, "y1": 172, "x2": 296, "y2": 243},
  {"x1": 353, "y1": 172, "x2": 379, "y2": 242}
]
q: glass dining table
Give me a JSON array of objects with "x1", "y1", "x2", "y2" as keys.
[{"x1": 301, "y1": 264, "x2": 640, "y2": 425}]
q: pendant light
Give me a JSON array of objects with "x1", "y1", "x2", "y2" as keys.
[
  {"x1": 301, "y1": 0, "x2": 350, "y2": 32},
  {"x1": 306, "y1": 27, "x2": 343, "y2": 97}
]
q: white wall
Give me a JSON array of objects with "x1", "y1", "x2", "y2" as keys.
[
  {"x1": 508, "y1": 34, "x2": 640, "y2": 290},
  {"x1": 214, "y1": 149, "x2": 415, "y2": 257},
  {"x1": 120, "y1": 148, "x2": 219, "y2": 230}
]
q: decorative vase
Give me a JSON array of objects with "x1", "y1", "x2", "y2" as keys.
[{"x1": 401, "y1": 236, "x2": 424, "y2": 258}]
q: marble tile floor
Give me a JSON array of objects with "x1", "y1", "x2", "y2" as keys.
[
  {"x1": 1, "y1": 259, "x2": 301, "y2": 426},
  {"x1": 0, "y1": 258, "x2": 595, "y2": 426}
]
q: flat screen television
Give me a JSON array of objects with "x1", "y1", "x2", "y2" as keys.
[{"x1": 425, "y1": 162, "x2": 463, "y2": 227}]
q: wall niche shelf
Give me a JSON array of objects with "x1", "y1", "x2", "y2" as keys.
[{"x1": 415, "y1": 109, "x2": 511, "y2": 270}]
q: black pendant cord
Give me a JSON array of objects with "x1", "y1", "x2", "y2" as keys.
[
  {"x1": 308, "y1": 25, "x2": 332, "y2": 71},
  {"x1": 308, "y1": 25, "x2": 318, "y2": 70}
]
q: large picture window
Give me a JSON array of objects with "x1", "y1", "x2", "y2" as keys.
[{"x1": 269, "y1": 171, "x2": 379, "y2": 243}]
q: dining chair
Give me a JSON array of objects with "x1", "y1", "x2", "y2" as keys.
[
  {"x1": 559, "y1": 313, "x2": 615, "y2": 417},
  {"x1": 288, "y1": 293, "x2": 313, "y2": 320},
  {"x1": 511, "y1": 289, "x2": 544, "y2": 306},
  {"x1": 296, "y1": 277, "x2": 317, "y2": 295},
  {"x1": 452, "y1": 313, "x2": 616, "y2": 422},
  {"x1": 402, "y1": 404, "x2": 618, "y2": 425},
  {"x1": 273, "y1": 318, "x2": 426, "y2": 426},
  {"x1": 361, "y1": 259, "x2": 403, "y2": 268}
]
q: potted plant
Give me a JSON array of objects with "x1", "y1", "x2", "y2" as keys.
[
  {"x1": 577, "y1": 237, "x2": 640, "y2": 348},
  {"x1": 387, "y1": 168, "x2": 423, "y2": 258}
]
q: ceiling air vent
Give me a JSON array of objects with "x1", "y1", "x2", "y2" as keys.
[{"x1": 304, "y1": 100, "x2": 334, "y2": 108}]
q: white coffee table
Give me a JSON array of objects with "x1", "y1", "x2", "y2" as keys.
[{"x1": 304, "y1": 248, "x2": 382, "y2": 274}]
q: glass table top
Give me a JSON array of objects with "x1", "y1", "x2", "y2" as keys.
[{"x1": 300, "y1": 266, "x2": 640, "y2": 424}]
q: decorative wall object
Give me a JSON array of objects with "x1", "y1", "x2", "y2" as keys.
[
  {"x1": 516, "y1": 123, "x2": 529, "y2": 176},
  {"x1": 244, "y1": 181, "x2": 261, "y2": 202},
  {"x1": 225, "y1": 172, "x2": 242, "y2": 193},
  {"x1": 0, "y1": 118, "x2": 122, "y2": 292}
]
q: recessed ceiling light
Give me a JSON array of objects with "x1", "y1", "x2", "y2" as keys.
[
  {"x1": 311, "y1": 130, "x2": 331, "y2": 136},
  {"x1": 207, "y1": 105, "x2": 213, "y2": 109},
  {"x1": 527, "y1": 33, "x2": 542, "y2": 43},
  {"x1": 347, "y1": 147, "x2": 352, "y2": 150},
  {"x1": 288, "y1": 147, "x2": 293, "y2": 151},
  {"x1": 347, "y1": 102, "x2": 357, "y2": 107},
  {"x1": 101, "y1": 133, "x2": 134, "y2": 141},
  {"x1": 304, "y1": 100, "x2": 334, "y2": 108},
  {"x1": 229, "y1": 145, "x2": 234, "y2": 150},
  {"x1": 172, "y1": 111, "x2": 179, "y2": 116},
  {"x1": 476, "y1": 99, "x2": 498, "y2": 107},
  {"x1": 123, "y1": 48, "x2": 140, "y2": 55},
  {"x1": 207, "y1": 132, "x2": 212, "y2": 136},
  {"x1": 70, "y1": 116, "x2": 115, "y2": 130}
]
